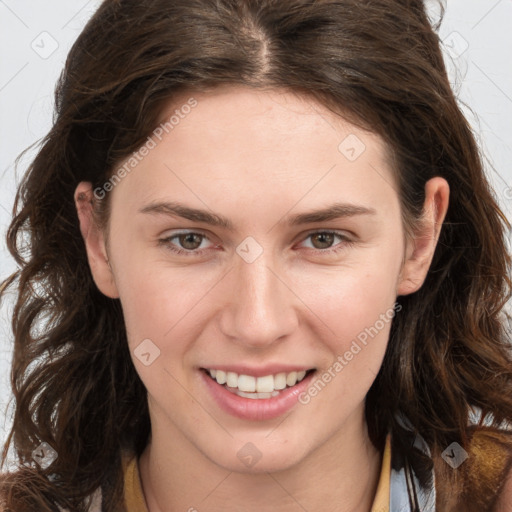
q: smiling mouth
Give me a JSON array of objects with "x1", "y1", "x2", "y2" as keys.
[{"x1": 201, "y1": 368, "x2": 316, "y2": 399}]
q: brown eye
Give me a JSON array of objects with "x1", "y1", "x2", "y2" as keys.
[
  {"x1": 309, "y1": 232, "x2": 336, "y2": 249},
  {"x1": 159, "y1": 231, "x2": 212, "y2": 256},
  {"x1": 177, "y1": 233, "x2": 204, "y2": 250},
  {"x1": 299, "y1": 231, "x2": 354, "y2": 254}
]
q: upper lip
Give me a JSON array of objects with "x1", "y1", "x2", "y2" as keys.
[{"x1": 200, "y1": 365, "x2": 315, "y2": 377}]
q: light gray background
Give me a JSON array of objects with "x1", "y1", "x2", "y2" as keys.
[{"x1": 1, "y1": 0, "x2": 511, "y2": 463}]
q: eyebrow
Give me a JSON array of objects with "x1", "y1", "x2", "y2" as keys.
[{"x1": 139, "y1": 201, "x2": 376, "y2": 230}]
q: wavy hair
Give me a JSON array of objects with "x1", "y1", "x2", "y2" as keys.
[{"x1": 1, "y1": 0, "x2": 512, "y2": 510}]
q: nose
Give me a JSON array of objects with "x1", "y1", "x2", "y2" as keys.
[{"x1": 218, "y1": 247, "x2": 299, "y2": 350}]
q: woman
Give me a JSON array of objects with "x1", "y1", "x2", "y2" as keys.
[{"x1": 1, "y1": 0, "x2": 512, "y2": 510}]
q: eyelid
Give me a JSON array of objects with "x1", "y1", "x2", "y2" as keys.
[
  {"x1": 158, "y1": 228, "x2": 355, "y2": 256},
  {"x1": 157, "y1": 229, "x2": 216, "y2": 251},
  {"x1": 296, "y1": 230, "x2": 355, "y2": 252}
]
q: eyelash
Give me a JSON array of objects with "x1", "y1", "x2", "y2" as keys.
[{"x1": 158, "y1": 230, "x2": 355, "y2": 257}]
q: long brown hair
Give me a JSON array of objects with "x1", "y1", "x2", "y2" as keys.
[{"x1": 1, "y1": 0, "x2": 512, "y2": 510}]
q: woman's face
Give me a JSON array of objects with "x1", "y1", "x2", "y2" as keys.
[{"x1": 77, "y1": 85, "x2": 448, "y2": 473}]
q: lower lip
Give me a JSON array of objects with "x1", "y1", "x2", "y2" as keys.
[{"x1": 200, "y1": 369, "x2": 316, "y2": 421}]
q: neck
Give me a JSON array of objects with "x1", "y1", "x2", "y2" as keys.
[{"x1": 139, "y1": 407, "x2": 382, "y2": 512}]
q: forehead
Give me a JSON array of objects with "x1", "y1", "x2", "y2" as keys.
[
  {"x1": 110, "y1": 85, "x2": 400, "y2": 222},
  {"x1": 155, "y1": 84, "x2": 386, "y2": 154}
]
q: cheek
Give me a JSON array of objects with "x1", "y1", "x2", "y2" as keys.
[
  {"x1": 105, "y1": 239, "x2": 167, "y2": 356},
  {"x1": 111, "y1": 252, "x2": 225, "y2": 383},
  {"x1": 113, "y1": 265, "x2": 205, "y2": 401},
  {"x1": 292, "y1": 251, "x2": 402, "y2": 396},
  {"x1": 295, "y1": 253, "x2": 401, "y2": 341},
  {"x1": 116, "y1": 267, "x2": 200, "y2": 350},
  {"x1": 317, "y1": 282, "x2": 396, "y2": 387},
  {"x1": 298, "y1": 271, "x2": 397, "y2": 408}
]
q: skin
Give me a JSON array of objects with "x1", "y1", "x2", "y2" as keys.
[{"x1": 75, "y1": 85, "x2": 450, "y2": 512}]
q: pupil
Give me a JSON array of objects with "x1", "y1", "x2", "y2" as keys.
[
  {"x1": 181, "y1": 233, "x2": 201, "y2": 249},
  {"x1": 314, "y1": 233, "x2": 333, "y2": 249}
]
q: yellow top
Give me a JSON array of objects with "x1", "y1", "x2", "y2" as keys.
[
  {"x1": 122, "y1": 435, "x2": 391, "y2": 511},
  {"x1": 370, "y1": 434, "x2": 392, "y2": 512}
]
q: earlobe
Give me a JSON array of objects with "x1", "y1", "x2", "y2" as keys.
[
  {"x1": 74, "y1": 182, "x2": 120, "y2": 299},
  {"x1": 397, "y1": 177, "x2": 450, "y2": 296}
]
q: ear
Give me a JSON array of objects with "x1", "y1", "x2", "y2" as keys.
[
  {"x1": 397, "y1": 177, "x2": 450, "y2": 296},
  {"x1": 74, "y1": 182, "x2": 120, "y2": 299}
]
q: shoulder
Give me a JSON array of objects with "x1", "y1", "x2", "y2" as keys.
[
  {"x1": 465, "y1": 426, "x2": 512, "y2": 511},
  {"x1": 433, "y1": 426, "x2": 512, "y2": 511}
]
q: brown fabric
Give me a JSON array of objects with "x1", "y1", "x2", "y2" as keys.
[{"x1": 434, "y1": 427, "x2": 512, "y2": 512}]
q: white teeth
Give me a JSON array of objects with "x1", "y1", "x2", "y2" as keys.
[
  {"x1": 209, "y1": 368, "x2": 311, "y2": 393},
  {"x1": 238, "y1": 374, "x2": 256, "y2": 392},
  {"x1": 215, "y1": 370, "x2": 226, "y2": 385},
  {"x1": 226, "y1": 371, "x2": 238, "y2": 388},
  {"x1": 274, "y1": 373, "x2": 287, "y2": 390},
  {"x1": 286, "y1": 371, "x2": 298, "y2": 387},
  {"x1": 256, "y1": 375, "x2": 274, "y2": 393}
]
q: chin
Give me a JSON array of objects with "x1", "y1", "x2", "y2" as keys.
[{"x1": 204, "y1": 441, "x2": 311, "y2": 475}]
